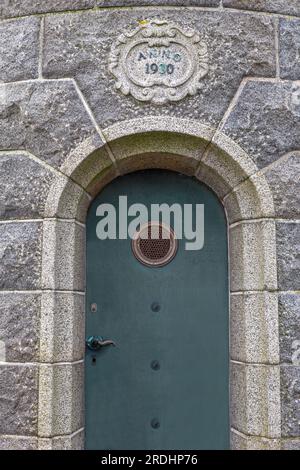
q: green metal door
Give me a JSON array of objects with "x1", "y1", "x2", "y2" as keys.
[{"x1": 85, "y1": 170, "x2": 229, "y2": 450}]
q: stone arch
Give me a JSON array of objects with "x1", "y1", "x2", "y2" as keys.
[{"x1": 38, "y1": 117, "x2": 280, "y2": 450}]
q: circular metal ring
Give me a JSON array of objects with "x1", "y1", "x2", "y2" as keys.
[{"x1": 132, "y1": 222, "x2": 178, "y2": 268}]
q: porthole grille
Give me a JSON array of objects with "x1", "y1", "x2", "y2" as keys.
[{"x1": 132, "y1": 222, "x2": 178, "y2": 267}]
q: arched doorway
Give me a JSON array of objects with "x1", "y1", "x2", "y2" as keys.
[{"x1": 39, "y1": 118, "x2": 280, "y2": 449}]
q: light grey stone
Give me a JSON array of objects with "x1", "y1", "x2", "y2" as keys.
[
  {"x1": 279, "y1": 294, "x2": 300, "y2": 365},
  {"x1": 0, "y1": 365, "x2": 38, "y2": 436},
  {"x1": 38, "y1": 430, "x2": 84, "y2": 450},
  {"x1": 43, "y1": 174, "x2": 91, "y2": 223},
  {"x1": 223, "y1": 173, "x2": 275, "y2": 224},
  {"x1": 231, "y1": 429, "x2": 281, "y2": 450},
  {"x1": 223, "y1": 0, "x2": 300, "y2": 17},
  {"x1": 59, "y1": 133, "x2": 113, "y2": 191},
  {"x1": 0, "y1": 435, "x2": 38, "y2": 450},
  {"x1": 281, "y1": 366, "x2": 300, "y2": 437},
  {"x1": 281, "y1": 438, "x2": 300, "y2": 450},
  {"x1": 0, "y1": 81, "x2": 99, "y2": 169},
  {"x1": 280, "y1": 18, "x2": 300, "y2": 80},
  {"x1": 42, "y1": 220, "x2": 85, "y2": 291},
  {"x1": 276, "y1": 222, "x2": 300, "y2": 291},
  {"x1": 0, "y1": 222, "x2": 42, "y2": 290},
  {"x1": 43, "y1": 10, "x2": 275, "y2": 129},
  {"x1": 38, "y1": 362, "x2": 84, "y2": 437},
  {"x1": 0, "y1": 0, "x2": 96, "y2": 18},
  {"x1": 0, "y1": 17, "x2": 39, "y2": 82},
  {"x1": 229, "y1": 220, "x2": 277, "y2": 292},
  {"x1": 230, "y1": 362, "x2": 281, "y2": 438},
  {"x1": 0, "y1": 153, "x2": 53, "y2": 220},
  {"x1": 222, "y1": 80, "x2": 300, "y2": 169},
  {"x1": 230, "y1": 292, "x2": 279, "y2": 364},
  {"x1": 40, "y1": 292, "x2": 85, "y2": 363},
  {"x1": 197, "y1": 132, "x2": 258, "y2": 200},
  {"x1": 263, "y1": 152, "x2": 300, "y2": 219},
  {"x1": 0, "y1": 292, "x2": 40, "y2": 362}
]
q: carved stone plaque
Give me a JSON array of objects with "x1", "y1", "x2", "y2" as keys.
[{"x1": 109, "y1": 20, "x2": 209, "y2": 105}]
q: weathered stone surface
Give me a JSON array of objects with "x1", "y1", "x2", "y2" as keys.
[
  {"x1": 230, "y1": 362, "x2": 281, "y2": 437},
  {"x1": 42, "y1": 220, "x2": 85, "y2": 291},
  {"x1": 223, "y1": 0, "x2": 300, "y2": 17},
  {"x1": 230, "y1": 292, "x2": 279, "y2": 364},
  {"x1": 281, "y1": 366, "x2": 300, "y2": 437},
  {"x1": 231, "y1": 430, "x2": 281, "y2": 450},
  {"x1": 276, "y1": 223, "x2": 300, "y2": 291},
  {"x1": 280, "y1": 18, "x2": 300, "y2": 80},
  {"x1": 279, "y1": 293, "x2": 300, "y2": 365},
  {"x1": 222, "y1": 80, "x2": 300, "y2": 169},
  {"x1": 0, "y1": 81, "x2": 99, "y2": 170},
  {"x1": 0, "y1": 153, "x2": 53, "y2": 220},
  {"x1": 43, "y1": 10, "x2": 276, "y2": 129},
  {"x1": 0, "y1": 222, "x2": 42, "y2": 290},
  {"x1": 0, "y1": 17, "x2": 39, "y2": 82},
  {"x1": 97, "y1": 1, "x2": 220, "y2": 6},
  {"x1": 0, "y1": 293, "x2": 40, "y2": 362},
  {"x1": 263, "y1": 152, "x2": 300, "y2": 219},
  {"x1": 281, "y1": 438, "x2": 300, "y2": 450},
  {"x1": 40, "y1": 292, "x2": 85, "y2": 363},
  {"x1": 38, "y1": 362, "x2": 84, "y2": 436},
  {"x1": 229, "y1": 220, "x2": 277, "y2": 292},
  {"x1": 0, "y1": 365, "x2": 38, "y2": 436},
  {"x1": 0, "y1": 0, "x2": 95, "y2": 18},
  {"x1": 0, "y1": 436, "x2": 38, "y2": 450},
  {"x1": 38, "y1": 430, "x2": 84, "y2": 450}
]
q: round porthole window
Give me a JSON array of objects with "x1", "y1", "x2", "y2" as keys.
[{"x1": 132, "y1": 222, "x2": 178, "y2": 267}]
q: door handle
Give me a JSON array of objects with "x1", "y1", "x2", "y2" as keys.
[{"x1": 86, "y1": 335, "x2": 116, "y2": 351}]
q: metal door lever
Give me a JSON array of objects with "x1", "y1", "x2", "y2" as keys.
[{"x1": 86, "y1": 335, "x2": 116, "y2": 351}]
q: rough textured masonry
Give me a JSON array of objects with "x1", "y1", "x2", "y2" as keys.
[{"x1": 0, "y1": 0, "x2": 299, "y2": 450}]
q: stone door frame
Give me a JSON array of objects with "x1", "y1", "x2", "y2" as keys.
[{"x1": 38, "y1": 116, "x2": 281, "y2": 450}]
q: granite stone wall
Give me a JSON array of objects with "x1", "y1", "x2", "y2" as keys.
[{"x1": 0, "y1": 0, "x2": 299, "y2": 450}]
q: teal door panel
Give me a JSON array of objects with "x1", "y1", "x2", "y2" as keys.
[{"x1": 85, "y1": 170, "x2": 229, "y2": 450}]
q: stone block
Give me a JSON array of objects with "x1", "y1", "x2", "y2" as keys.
[
  {"x1": 230, "y1": 362, "x2": 281, "y2": 438},
  {"x1": 231, "y1": 429, "x2": 281, "y2": 450},
  {"x1": 280, "y1": 18, "x2": 300, "y2": 80},
  {"x1": 223, "y1": 173, "x2": 275, "y2": 224},
  {"x1": 38, "y1": 430, "x2": 84, "y2": 450},
  {"x1": 0, "y1": 81, "x2": 98, "y2": 169},
  {"x1": 281, "y1": 366, "x2": 300, "y2": 437},
  {"x1": 0, "y1": 0, "x2": 96, "y2": 18},
  {"x1": 0, "y1": 17, "x2": 39, "y2": 82},
  {"x1": 0, "y1": 435, "x2": 38, "y2": 450},
  {"x1": 230, "y1": 292, "x2": 279, "y2": 364},
  {"x1": 42, "y1": 220, "x2": 85, "y2": 291},
  {"x1": 221, "y1": 81, "x2": 300, "y2": 169},
  {"x1": 0, "y1": 292, "x2": 40, "y2": 362},
  {"x1": 223, "y1": 0, "x2": 300, "y2": 17},
  {"x1": 0, "y1": 222, "x2": 42, "y2": 290},
  {"x1": 276, "y1": 222, "x2": 300, "y2": 291},
  {"x1": 263, "y1": 152, "x2": 300, "y2": 219},
  {"x1": 39, "y1": 292, "x2": 85, "y2": 363},
  {"x1": 281, "y1": 438, "x2": 300, "y2": 450},
  {"x1": 0, "y1": 365, "x2": 38, "y2": 436},
  {"x1": 38, "y1": 362, "x2": 84, "y2": 437},
  {"x1": 229, "y1": 220, "x2": 277, "y2": 292},
  {"x1": 0, "y1": 153, "x2": 53, "y2": 220},
  {"x1": 43, "y1": 173, "x2": 91, "y2": 223},
  {"x1": 279, "y1": 293, "x2": 300, "y2": 365}
]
